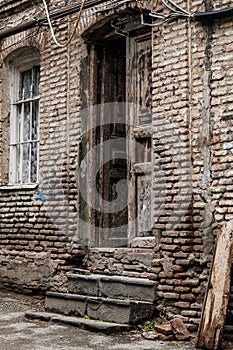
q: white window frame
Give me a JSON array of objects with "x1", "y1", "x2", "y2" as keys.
[{"x1": 9, "y1": 54, "x2": 40, "y2": 185}]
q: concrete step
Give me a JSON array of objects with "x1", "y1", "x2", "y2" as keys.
[
  {"x1": 45, "y1": 291, "x2": 155, "y2": 324},
  {"x1": 25, "y1": 311, "x2": 130, "y2": 333},
  {"x1": 68, "y1": 273, "x2": 158, "y2": 302}
]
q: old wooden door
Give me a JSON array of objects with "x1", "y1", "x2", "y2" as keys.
[
  {"x1": 93, "y1": 31, "x2": 153, "y2": 247},
  {"x1": 127, "y1": 32, "x2": 153, "y2": 246},
  {"x1": 95, "y1": 37, "x2": 128, "y2": 247},
  {"x1": 80, "y1": 21, "x2": 153, "y2": 248}
]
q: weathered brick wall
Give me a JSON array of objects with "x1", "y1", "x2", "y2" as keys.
[
  {"x1": 151, "y1": 5, "x2": 204, "y2": 330},
  {"x1": 150, "y1": 0, "x2": 233, "y2": 330},
  {"x1": 0, "y1": 188, "x2": 73, "y2": 292},
  {"x1": 0, "y1": 0, "x2": 44, "y2": 33},
  {"x1": 211, "y1": 14, "x2": 233, "y2": 231},
  {"x1": 0, "y1": 1, "x2": 86, "y2": 293},
  {"x1": 83, "y1": 248, "x2": 156, "y2": 279}
]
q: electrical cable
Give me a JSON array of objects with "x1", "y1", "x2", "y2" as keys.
[
  {"x1": 162, "y1": 0, "x2": 190, "y2": 16},
  {"x1": 143, "y1": 0, "x2": 193, "y2": 27},
  {"x1": 41, "y1": 0, "x2": 85, "y2": 47},
  {"x1": 194, "y1": 7, "x2": 233, "y2": 21}
]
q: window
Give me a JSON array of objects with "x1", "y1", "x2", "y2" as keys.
[{"x1": 9, "y1": 64, "x2": 40, "y2": 184}]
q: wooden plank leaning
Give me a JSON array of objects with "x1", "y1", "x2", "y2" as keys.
[{"x1": 196, "y1": 220, "x2": 233, "y2": 350}]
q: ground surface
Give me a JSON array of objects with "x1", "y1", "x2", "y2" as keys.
[{"x1": 0, "y1": 290, "x2": 232, "y2": 350}]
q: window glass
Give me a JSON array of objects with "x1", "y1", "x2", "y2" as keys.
[
  {"x1": 31, "y1": 142, "x2": 38, "y2": 183},
  {"x1": 32, "y1": 100, "x2": 39, "y2": 140},
  {"x1": 23, "y1": 102, "x2": 30, "y2": 142},
  {"x1": 33, "y1": 66, "x2": 40, "y2": 97},
  {"x1": 20, "y1": 69, "x2": 32, "y2": 100},
  {"x1": 22, "y1": 143, "x2": 30, "y2": 183}
]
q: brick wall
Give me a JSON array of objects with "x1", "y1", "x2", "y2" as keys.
[
  {"x1": 151, "y1": 3, "x2": 203, "y2": 330},
  {"x1": 0, "y1": 2, "x2": 86, "y2": 293},
  {"x1": 211, "y1": 15, "x2": 233, "y2": 230},
  {"x1": 83, "y1": 248, "x2": 156, "y2": 279},
  {"x1": 149, "y1": 0, "x2": 233, "y2": 330}
]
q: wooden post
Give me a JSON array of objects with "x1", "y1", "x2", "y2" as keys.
[{"x1": 196, "y1": 220, "x2": 233, "y2": 350}]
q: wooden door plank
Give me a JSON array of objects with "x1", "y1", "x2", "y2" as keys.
[{"x1": 196, "y1": 220, "x2": 233, "y2": 350}]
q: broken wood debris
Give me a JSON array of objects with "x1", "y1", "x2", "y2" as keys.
[{"x1": 196, "y1": 220, "x2": 233, "y2": 350}]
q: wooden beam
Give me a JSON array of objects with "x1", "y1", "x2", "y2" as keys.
[{"x1": 196, "y1": 220, "x2": 233, "y2": 350}]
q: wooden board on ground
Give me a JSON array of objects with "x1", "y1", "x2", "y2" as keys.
[{"x1": 196, "y1": 220, "x2": 233, "y2": 350}]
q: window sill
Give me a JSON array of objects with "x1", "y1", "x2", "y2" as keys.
[{"x1": 0, "y1": 183, "x2": 39, "y2": 190}]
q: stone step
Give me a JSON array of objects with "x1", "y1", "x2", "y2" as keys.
[
  {"x1": 25, "y1": 311, "x2": 130, "y2": 333},
  {"x1": 68, "y1": 273, "x2": 158, "y2": 302},
  {"x1": 45, "y1": 291, "x2": 155, "y2": 325},
  {"x1": 223, "y1": 325, "x2": 233, "y2": 341}
]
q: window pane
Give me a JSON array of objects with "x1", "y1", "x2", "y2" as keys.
[
  {"x1": 14, "y1": 104, "x2": 22, "y2": 143},
  {"x1": 16, "y1": 144, "x2": 20, "y2": 183},
  {"x1": 23, "y1": 102, "x2": 30, "y2": 141},
  {"x1": 131, "y1": 36, "x2": 152, "y2": 125},
  {"x1": 33, "y1": 66, "x2": 40, "y2": 97},
  {"x1": 20, "y1": 69, "x2": 32, "y2": 100},
  {"x1": 22, "y1": 143, "x2": 30, "y2": 183},
  {"x1": 32, "y1": 100, "x2": 39, "y2": 140},
  {"x1": 31, "y1": 142, "x2": 38, "y2": 183},
  {"x1": 136, "y1": 137, "x2": 152, "y2": 163}
]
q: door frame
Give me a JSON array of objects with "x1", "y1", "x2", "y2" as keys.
[{"x1": 80, "y1": 17, "x2": 154, "y2": 248}]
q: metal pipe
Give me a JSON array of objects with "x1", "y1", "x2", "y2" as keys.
[{"x1": 194, "y1": 7, "x2": 233, "y2": 22}]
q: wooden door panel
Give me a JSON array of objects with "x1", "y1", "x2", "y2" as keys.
[
  {"x1": 127, "y1": 31, "x2": 153, "y2": 243},
  {"x1": 95, "y1": 38, "x2": 128, "y2": 247}
]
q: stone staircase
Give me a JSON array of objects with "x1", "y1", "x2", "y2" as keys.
[{"x1": 26, "y1": 271, "x2": 158, "y2": 331}]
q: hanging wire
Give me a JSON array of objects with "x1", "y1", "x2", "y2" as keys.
[
  {"x1": 41, "y1": 0, "x2": 85, "y2": 47},
  {"x1": 111, "y1": 20, "x2": 129, "y2": 37},
  {"x1": 162, "y1": 0, "x2": 190, "y2": 16},
  {"x1": 142, "y1": 0, "x2": 193, "y2": 27}
]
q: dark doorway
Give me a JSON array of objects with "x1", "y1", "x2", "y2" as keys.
[
  {"x1": 79, "y1": 17, "x2": 153, "y2": 248},
  {"x1": 94, "y1": 37, "x2": 128, "y2": 247}
]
